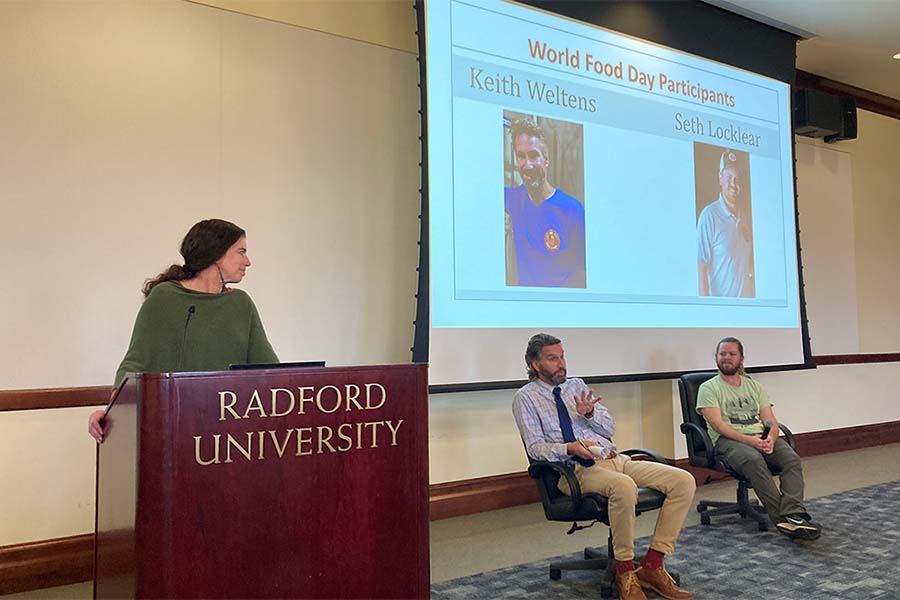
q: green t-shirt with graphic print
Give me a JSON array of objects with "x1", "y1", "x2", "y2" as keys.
[{"x1": 696, "y1": 375, "x2": 770, "y2": 444}]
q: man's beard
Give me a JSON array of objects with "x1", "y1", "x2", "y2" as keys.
[
  {"x1": 717, "y1": 359, "x2": 741, "y2": 376},
  {"x1": 540, "y1": 366, "x2": 567, "y2": 385},
  {"x1": 522, "y1": 166, "x2": 546, "y2": 192}
]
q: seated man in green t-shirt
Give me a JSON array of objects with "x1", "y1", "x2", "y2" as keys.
[{"x1": 696, "y1": 337, "x2": 820, "y2": 540}]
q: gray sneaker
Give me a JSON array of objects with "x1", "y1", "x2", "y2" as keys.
[{"x1": 776, "y1": 515, "x2": 821, "y2": 540}]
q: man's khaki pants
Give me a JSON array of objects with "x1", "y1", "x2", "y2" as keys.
[{"x1": 558, "y1": 454, "x2": 696, "y2": 562}]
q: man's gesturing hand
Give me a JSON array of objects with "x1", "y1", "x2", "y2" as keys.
[{"x1": 574, "y1": 389, "x2": 602, "y2": 418}]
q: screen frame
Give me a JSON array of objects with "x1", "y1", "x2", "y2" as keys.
[{"x1": 413, "y1": 0, "x2": 813, "y2": 393}]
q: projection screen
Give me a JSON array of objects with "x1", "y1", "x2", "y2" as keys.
[{"x1": 417, "y1": 0, "x2": 811, "y2": 389}]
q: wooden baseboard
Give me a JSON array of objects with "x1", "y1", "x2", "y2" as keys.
[
  {"x1": 5, "y1": 420, "x2": 900, "y2": 594},
  {"x1": 430, "y1": 471, "x2": 537, "y2": 520},
  {"x1": 0, "y1": 534, "x2": 93, "y2": 595},
  {"x1": 792, "y1": 420, "x2": 900, "y2": 456}
]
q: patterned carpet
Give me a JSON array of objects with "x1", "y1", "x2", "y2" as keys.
[{"x1": 432, "y1": 480, "x2": 900, "y2": 600}]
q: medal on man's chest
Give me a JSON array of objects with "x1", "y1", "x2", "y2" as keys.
[{"x1": 544, "y1": 228, "x2": 560, "y2": 252}]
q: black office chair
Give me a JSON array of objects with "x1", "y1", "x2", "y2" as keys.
[
  {"x1": 527, "y1": 448, "x2": 679, "y2": 599},
  {"x1": 678, "y1": 371, "x2": 796, "y2": 531}
]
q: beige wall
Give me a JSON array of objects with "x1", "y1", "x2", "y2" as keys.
[
  {"x1": 0, "y1": 407, "x2": 98, "y2": 544},
  {"x1": 846, "y1": 112, "x2": 900, "y2": 351},
  {"x1": 2, "y1": 1, "x2": 899, "y2": 546},
  {"x1": 0, "y1": 0, "x2": 420, "y2": 392},
  {"x1": 791, "y1": 110, "x2": 900, "y2": 355},
  {"x1": 195, "y1": 0, "x2": 417, "y2": 53},
  {"x1": 1, "y1": 0, "x2": 420, "y2": 545},
  {"x1": 794, "y1": 139, "x2": 858, "y2": 354}
]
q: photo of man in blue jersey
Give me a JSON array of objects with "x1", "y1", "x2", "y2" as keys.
[
  {"x1": 504, "y1": 116, "x2": 586, "y2": 288},
  {"x1": 695, "y1": 145, "x2": 756, "y2": 298}
]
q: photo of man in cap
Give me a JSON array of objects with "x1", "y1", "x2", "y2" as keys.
[
  {"x1": 696, "y1": 147, "x2": 755, "y2": 298},
  {"x1": 504, "y1": 115, "x2": 586, "y2": 288}
]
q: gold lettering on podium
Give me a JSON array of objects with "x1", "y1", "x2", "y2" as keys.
[
  {"x1": 218, "y1": 383, "x2": 389, "y2": 420},
  {"x1": 225, "y1": 432, "x2": 253, "y2": 463},
  {"x1": 365, "y1": 383, "x2": 386, "y2": 409},
  {"x1": 297, "y1": 427, "x2": 313, "y2": 456},
  {"x1": 194, "y1": 434, "x2": 221, "y2": 465},
  {"x1": 365, "y1": 421, "x2": 383, "y2": 447},
  {"x1": 316, "y1": 385, "x2": 342, "y2": 414},
  {"x1": 243, "y1": 390, "x2": 266, "y2": 419},
  {"x1": 386, "y1": 419, "x2": 403, "y2": 446},
  {"x1": 192, "y1": 420, "x2": 407, "y2": 465},
  {"x1": 219, "y1": 391, "x2": 239, "y2": 421},
  {"x1": 337, "y1": 423, "x2": 355, "y2": 451},
  {"x1": 195, "y1": 381, "x2": 407, "y2": 466},
  {"x1": 297, "y1": 386, "x2": 315, "y2": 415},
  {"x1": 345, "y1": 384, "x2": 363, "y2": 411},
  {"x1": 270, "y1": 429, "x2": 294, "y2": 457},
  {"x1": 317, "y1": 426, "x2": 336, "y2": 453},
  {"x1": 355, "y1": 422, "x2": 364, "y2": 449},
  {"x1": 271, "y1": 388, "x2": 295, "y2": 417}
]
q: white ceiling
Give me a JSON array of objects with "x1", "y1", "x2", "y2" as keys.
[{"x1": 707, "y1": 0, "x2": 900, "y2": 100}]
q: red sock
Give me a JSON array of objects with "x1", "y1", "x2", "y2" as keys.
[
  {"x1": 642, "y1": 548, "x2": 664, "y2": 571},
  {"x1": 615, "y1": 560, "x2": 635, "y2": 575}
]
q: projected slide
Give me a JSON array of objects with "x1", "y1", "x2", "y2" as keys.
[{"x1": 422, "y1": 0, "x2": 804, "y2": 385}]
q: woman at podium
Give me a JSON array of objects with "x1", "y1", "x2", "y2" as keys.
[{"x1": 88, "y1": 218, "x2": 278, "y2": 442}]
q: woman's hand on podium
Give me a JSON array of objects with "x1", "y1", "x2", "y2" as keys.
[
  {"x1": 88, "y1": 387, "x2": 118, "y2": 443},
  {"x1": 88, "y1": 410, "x2": 107, "y2": 443},
  {"x1": 90, "y1": 386, "x2": 122, "y2": 443}
]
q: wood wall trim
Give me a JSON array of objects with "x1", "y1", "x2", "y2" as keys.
[
  {"x1": 430, "y1": 472, "x2": 538, "y2": 520},
  {"x1": 0, "y1": 534, "x2": 94, "y2": 595},
  {"x1": 5, "y1": 420, "x2": 900, "y2": 593},
  {"x1": 791, "y1": 420, "x2": 900, "y2": 456},
  {"x1": 795, "y1": 69, "x2": 900, "y2": 121},
  {"x1": 813, "y1": 353, "x2": 900, "y2": 366},
  {"x1": 0, "y1": 387, "x2": 108, "y2": 412}
]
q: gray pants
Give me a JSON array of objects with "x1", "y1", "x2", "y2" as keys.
[{"x1": 714, "y1": 437, "x2": 807, "y2": 523}]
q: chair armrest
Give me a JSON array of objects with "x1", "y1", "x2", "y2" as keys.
[
  {"x1": 778, "y1": 423, "x2": 797, "y2": 450},
  {"x1": 679, "y1": 422, "x2": 716, "y2": 468},
  {"x1": 620, "y1": 448, "x2": 667, "y2": 464},
  {"x1": 528, "y1": 460, "x2": 582, "y2": 508}
]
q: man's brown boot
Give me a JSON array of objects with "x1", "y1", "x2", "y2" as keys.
[
  {"x1": 615, "y1": 569, "x2": 648, "y2": 600},
  {"x1": 635, "y1": 565, "x2": 692, "y2": 600}
]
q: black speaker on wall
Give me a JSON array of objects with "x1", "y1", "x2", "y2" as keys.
[
  {"x1": 793, "y1": 88, "x2": 857, "y2": 142},
  {"x1": 825, "y1": 96, "x2": 857, "y2": 143}
]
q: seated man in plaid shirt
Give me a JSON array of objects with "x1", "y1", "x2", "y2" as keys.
[{"x1": 513, "y1": 333, "x2": 695, "y2": 600}]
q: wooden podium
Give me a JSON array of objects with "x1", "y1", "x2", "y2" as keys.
[{"x1": 94, "y1": 364, "x2": 429, "y2": 599}]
